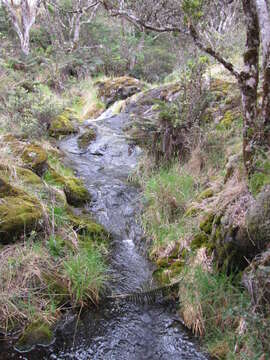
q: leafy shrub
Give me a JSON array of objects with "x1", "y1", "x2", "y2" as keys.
[{"x1": 1, "y1": 84, "x2": 63, "y2": 137}]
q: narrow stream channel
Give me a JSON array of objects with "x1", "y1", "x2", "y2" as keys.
[{"x1": 0, "y1": 110, "x2": 209, "y2": 360}]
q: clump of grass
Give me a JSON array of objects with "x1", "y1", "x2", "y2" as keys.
[
  {"x1": 47, "y1": 153, "x2": 74, "y2": 178},
  {"x1": 63, "y1": 246, "x2": 107, "y2": 306},
  {"x1": 64, "y1": 76, "x2": 105, "y2": 120},
  {"x1": 179, "y1": 265, "x2": 270, "y2": 359},
  {"x1": 142, "y1": 162, "x2": 199, "y2": 255}
]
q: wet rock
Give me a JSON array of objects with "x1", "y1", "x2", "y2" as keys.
[
  {"x1": 49, "y1": 110, "x2": 79, "y2": 138},
  {"x1": 0, "y1": 178, "x2": 43, "y2": 244},
  {"x1": 96, "y1": 76, "x2": 144, "y2": 107},
  {"x1": 21, "y1": 144, "x2": 48, "y2": 176},
  {"x1": 77, "y1": 129, "x2": 96, "y2": 149}
]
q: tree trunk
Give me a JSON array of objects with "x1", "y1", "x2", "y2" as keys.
[
  {"x1": 240, "y1": 0, "x2": 260, "y2": 174},
  {"x1": 72, "y1": 13, "x2": 83, "y2": 50},
  {"x1": 2, "y1": 0, "x2": 40, "y2": 56},
  {"x1": 255, "y1": 0, "x2": 270, "y2": 143}
]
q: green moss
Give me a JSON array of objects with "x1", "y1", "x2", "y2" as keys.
[
  {"x1": 68, "y1": 211, "x2": 110, "y2": 244},
  {"x1": 0, "y1": 164, "x2": 42, "y2": 186},
  {"x1": 15, "y1": 320, "x2": 54, "y2": 352},
  {"x1": 220, "y1": 110, "x2": 234, "y2": 128},
  {"x1": 44, "y1": 168, "x2": 90, "y2": 207},
  {"x1": 184, "y1": 206, "x2": 201, "y2": 217},
  {"x1": 191, "y1": 232, "x2": 209, "y2": 250},
  {"x1": 249, "y1": 160, "x2": 270, "y2": 195},
  {"x1": 64, "y1": 177, "x2": 90, "y2": 206},
  {"x1": 16, "y1": 167, "x2": 42, "y2": 184},
  {"x1": 197, "y1": 188, "x2": 214, "y2": 201},
  {"x1": 0, "y1": 178, "x2": 43, "y2": 244},
  {"x1": 49, "y1": 111, "x2": 78, "y2": 137},
  {"x1": 21, "y1": 144, "x2": 48, "y2": 176},
  {"x1": 156, "y1": 258, "x2": 170, "y2": 268},
  {"x1": 199, "y1": 213, "x2": 215, "y2": 234},
  {"x1": 77, "y1": 129, "x2": 96, "y2": 149}
]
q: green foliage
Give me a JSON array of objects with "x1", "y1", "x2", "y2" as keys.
[
  {"x1": 182, "y1": 0, "x2": 204, "y2": 22},
  {"x1": 1, "y1": 84, "x2": 63, "y2": 137},
  {"x1": 47, "y1": 235, "x2": 65, "y2": 258}
]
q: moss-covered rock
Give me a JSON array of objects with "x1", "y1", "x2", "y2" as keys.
[
  {"x1": 15, "y1": 320, "x2": 54, "y2": 352},
  {"x1": 49, "y1": 110, "x2": 78, "y2": 138},
  {"x1": 96, "y1": 76, "x2": 144, "y2": 107},
  {"x1": 21, "y1": 144, "x2": 48, "y2": 176},
  {"x1": 83, "y1": 102, "x2": 105, "y2": 120},
  {"x1": 0, "y1": 178, "x2": 43, "y2": 244},
  {"x1": 63, "y1": 177, "x2": 90, "y2": 206},
  {"x1": 0, "y1": 164, "x2": 42, "y2": 185},
  {"x1": 199, "y1": 213, "x2": 215, "y2": 234},
  {"x1": 77, "y1": 129, "x2": 96, "y2": 149},
  {"x1": 68, "y1": 211, "x2": 110, "y2": 244},
  {"x1": 44, "y1": 168, "x2": 90, "y2": 207}
]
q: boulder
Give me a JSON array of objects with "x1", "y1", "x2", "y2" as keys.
[
  {"x1": 0, "y1": 178, "x2": 43, "y2": 244},
  {"x1": 96, "y1": 76, "x2": 144, "y2": 107},
  {"x1": 21, "y1": 144, "x2": 48, "y2": 176},
  {"x1": 63, "y1": 177, "x2": 91, "y2": 206},
  {"x1": 49, "y1": 110, "x2": 78, "y2": 138},
  {"x1": 193, "y1": 186, "x2": 270, "y2": 272},
  {"x1": 67, "y1": 210, "x2": 110, "y2": 244},
  {"x1": 0, "y1": 164, "x2": 42, "y2": 185},
  {"x1": 44, "y1": 168, "x2": 90, "y2": 207}
]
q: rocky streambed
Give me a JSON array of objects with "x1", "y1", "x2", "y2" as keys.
[{"x1": 0, "y1": 108, "x2": 209, "y2": 359}]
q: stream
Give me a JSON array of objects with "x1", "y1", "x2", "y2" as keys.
[{"x1": 0, "y1": 109, "x2": 209, "y2": 360}]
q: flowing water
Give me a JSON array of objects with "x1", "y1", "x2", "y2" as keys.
[{"x1": 0, "y1": 110, "x2": 209, "y2": 360}]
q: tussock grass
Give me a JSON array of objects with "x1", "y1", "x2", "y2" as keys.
[
  {"x1": 180, "y1": 265, "x2": 270, "y2": 359},
  {"x1": 64, "y1": 76, "x2": 106, "y2": 121},
  {"x1": 64, "y1": 247, "x2": 107, "y2": 306},
  {"x1": 142, "y1": 162, "x2": 200, "y2": 257}
]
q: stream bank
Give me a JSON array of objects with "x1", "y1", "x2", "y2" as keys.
[{"x1": 0, "y1": 107, "x2": 209, "y2": 359}]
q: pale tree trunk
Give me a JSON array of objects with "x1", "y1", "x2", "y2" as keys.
[
  {"x1": 2, "y1": 0, "x2": 41, "y2": 56},
  {"x1": 71, "y1": 12, "x2": 83, "y2": 50},
  {"x1": 240, "y1": 0, "x2": 260, "y2": 173},
  {"x1": 255, "y1": 0, "x2": 270, "y2": 142}
]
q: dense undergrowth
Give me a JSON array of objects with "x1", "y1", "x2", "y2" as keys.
[{"x1": 130, "y1": 67, "x2": 270, "y2": 359}]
